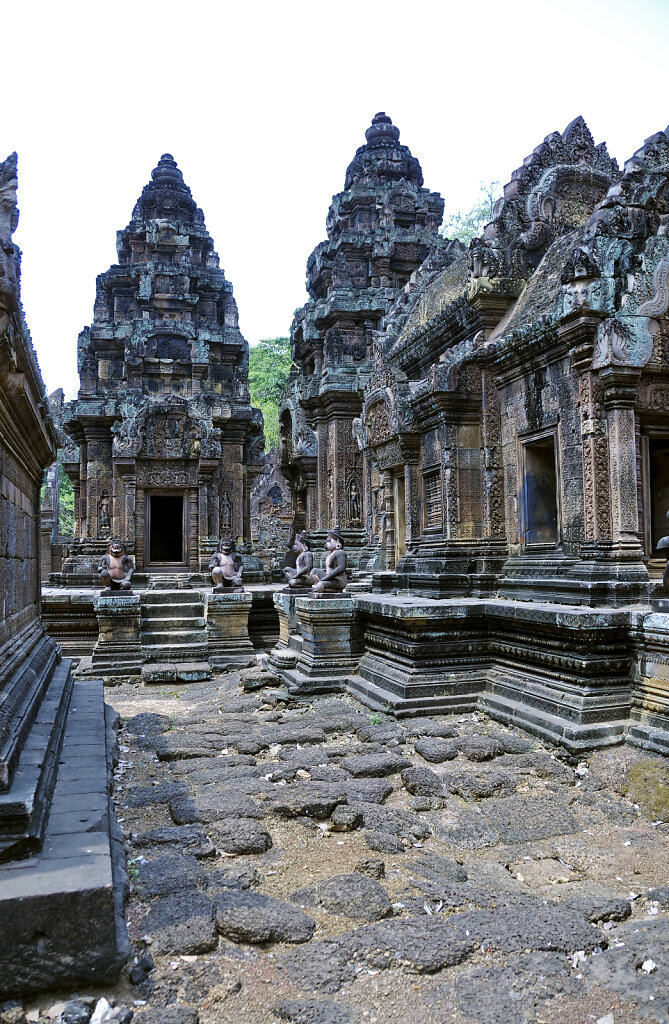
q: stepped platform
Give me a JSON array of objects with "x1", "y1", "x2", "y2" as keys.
[{"x1": 140, "y1": 591, "x2": 212, "y2": 683}]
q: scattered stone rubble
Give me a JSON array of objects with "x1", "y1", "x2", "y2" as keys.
[{"x1": 9, "y1": 665, "x2": 667, "y2": 1024}]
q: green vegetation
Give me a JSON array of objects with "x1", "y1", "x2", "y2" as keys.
[
  {"x1": 441, "y1": 181, "x2": 502, "y2": 245},
  {"x1": 57, "y1": 456, "x2": 75, "y2": 535},
  {"x1": 622, "y1": 758, "x2": 669, "y2": 820},
  {"x1": 248, "y1": 337, "x2": 293, "y2": 450}
]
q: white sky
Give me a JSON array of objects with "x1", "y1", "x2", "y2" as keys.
[{"x1": 4, "y1": 0, "x2": 669, "y2": 399}]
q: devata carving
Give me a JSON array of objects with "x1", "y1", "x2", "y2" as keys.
[
  {"x1": 97, "y1": 539, "x2": 135, "y2": 594},
  {"x1": 209, "y1": 537, "x2": 244, "y2": 592}
]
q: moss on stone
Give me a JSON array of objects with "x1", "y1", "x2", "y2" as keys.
[{"x1": 622, "y1": 758, "x2": 669, "y2": 820}]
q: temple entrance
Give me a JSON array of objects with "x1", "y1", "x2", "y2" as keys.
[
  {"x1": 642, "y1": 437, "x2": 669, "y2": 577},
  {"x1": 147, "y1": 494, "x2": 187, "y2": 565}
]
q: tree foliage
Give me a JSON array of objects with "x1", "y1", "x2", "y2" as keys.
[
  {"x1": 58, "y1": 455, "x2": 75, "y2": 535},
  {"x1": 248, "y1": 336, "x2": 292, "y2": 450},
  {"x1": 441, "y1": 181, "x2": 502, "y2": 245}
]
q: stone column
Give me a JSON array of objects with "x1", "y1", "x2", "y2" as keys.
[
  {"x1": 89, "y1": 594, "x2": 142, "y2": 677},
  {"x1": 404, "y1": 461, "x2": 420, "y2": 548},
  {"x1": 205, "y1": 591, "x2": 254, "y2": 669},
  {"x1": 601, "y1": 367, "x2": 644, "y2": 557},
  {"x1": 276, "y1": 595, "x2": 360, "y2": 695},
  {"x1": 382, "y1": 470, "x2": 394, "y2": 569}
]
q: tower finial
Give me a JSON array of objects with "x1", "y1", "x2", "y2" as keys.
[{"x1": 365, "y1": 112, "x2": 400, "y2": 145}]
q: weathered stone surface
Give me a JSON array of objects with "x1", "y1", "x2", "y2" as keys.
[
  {"x1": 456, "y1": 735, "x2": 505, "y2": 761},
  {"x1": 268, "y1": 783, "x2": 347, "y2": 819},
  {"x1": 405, "y1": 720, "x2": 458, "y2": 739},
  {"x1": 559, "y1": 894, "x2": 631, "y2": 922},
  {"x1": 353, "y1": 803, "x2": 431, "y2": 841},
  {"x1": 585, "y1": 919, "x2": 669, "y2": 1015},
  {"x1": 450, "y1": 952, "x2": 578, "y2": 1024},
  {"x1": 124, "y1": 713, "x2": 171, "y2": 735},
  {"x1": 215, "y1": 891, "x2": 316, "y2": 944},
  {"x1": 207, "y1": 864, "x2": 261, "y2": 892},
  {"x1": 364, "y1": 831, "x2": 405, "y2": 854},
  {"x1": 62, "y1": 1000, "x2": 94, "y2": 1024},
  {"x1": 341, "y1": 778, "x2": 393, "y2": 804},
  {"x1": 339, "y1": 752, "x2": 410, "y2": 777},
  {"x1": 169, "y1": 788, "x2": 263, "y2": 825},
  {"x1": 439, "y1": 769, "x2": 517, "y2": 799},
  {"x1": 277, "y1": 943, "x2": 352, "y2": 994},
  {"x1": 276, "y1": 1000, "x2": 354, "y2": 1024},
  {"x1": 622, "y1": 758, "x2": 669, "y2": 819},
  {"x1": 139, "y1": 892, "x2": 217, "y2": 955},
  {"x1": 206, "y1": 819, "x2": 272, "y2": 854},
  {"x1": 413, "y1": 738, "x2": 459, "y2": 763},
  {"x1": 408, "y1": 852, "x2": 468, "y2": 885},
  {"x1": 355, "y1": 722, "x2": 406, "y2": 744},
  {"x1": 134, "y1": 1007, "x2": 199, "y2": 1024},
  {"x1": 480, "y1": 795, "x2": 580, "y2": 843},
  {"x1": 335, "y1": 917, "x2": 475, "y2": 973},
  {"x1": 135, "y1": 853, "x2": 206, "y2": 897},
  {"x1": 354, "y1": 858, "x2": 385, "y2": 879},
  {"x1": 400, "y1": 766, "x2": 443, "y2": 796},
  {"x1": 292, "y1": 872, "x2": 392, "y2": 921}
]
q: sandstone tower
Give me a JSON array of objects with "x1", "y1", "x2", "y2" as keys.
[
  {"x1": 61, "y1": 155, "x2": 264, "y2": 576},
  {"x1": 280, "y1": 113, "x2": 446, "y2": 557}
]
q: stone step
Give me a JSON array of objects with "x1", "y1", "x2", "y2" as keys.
[
  {"x1": 141, "y1": 602, "x2": 204, "y2": 620},
  {"x1": 141, "y1": 643, "x2": 209, "y2": 662},
  {"x1": 142, "y1": 591, "x2": 204, "y2": 607},
  {"x1": 141, "y1": 598, "x2": 201, "y2": 610},
  {"x1": 140, "y1": 629, "x2": 207, "y2": 646},
  {"x1": 142, "y1": 661, "x2": 212, "y2": 684},
  {"x1": 140, "y1": 615, "x2": 206, "y2": 629},
  {"x1": 0, "y1": 653, "x2": 73, "y2": 860}
]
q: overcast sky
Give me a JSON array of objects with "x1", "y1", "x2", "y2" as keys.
[{"x1": 4, "y1": 0, "x2": 669, "y2": 399}]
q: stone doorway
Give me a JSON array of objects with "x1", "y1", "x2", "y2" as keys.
[
  {"x1": 642, "y1": 436, "x2": 669, "y2": 578},
  {"x1": 147, "y1": 493, "x2": 187, "y2": 566}
]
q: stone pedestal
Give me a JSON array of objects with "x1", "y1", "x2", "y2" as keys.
[
  {"x1": 205, "y1": 591, "x2": 254, "y2": 669},
  {"x1": 347, "y1": 595, "x2": 486, "y2": 717},
  {"x1": 348, "y1": 595, "x2": 632, "y2": 751},
  {"x1": 89, "y1": 594, "x2": 142, "y2": 677},
  {"x1": 268, "y1": 590, "x2": 303, "y2": 671},
  {"x1": 277, "y1": 595, "x2": 359, "y2": 695},
  {"x1": 628, "y1": 611, "x2": 669, "y2": 754}
]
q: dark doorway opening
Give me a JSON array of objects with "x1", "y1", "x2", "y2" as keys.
[
  {"x1": 649, "y1": 440, "x2": 669, "y2": 557},
  {"x1": 149, "y1": 494, "x2": 185, "y2": 563},
  {"x1": 523, "y1": 435, "x2": 559, "y2": 546}
]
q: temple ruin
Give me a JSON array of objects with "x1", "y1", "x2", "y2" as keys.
[
  {"x1": 277, "y1": 112, "x2": 669, "y2": 754},
  {"x1": 57, "y1": 153, "x2": 264, "y2": 582},
  {"x1": 4, "y1": 111, "x2": 669, "y2": 1004}
]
